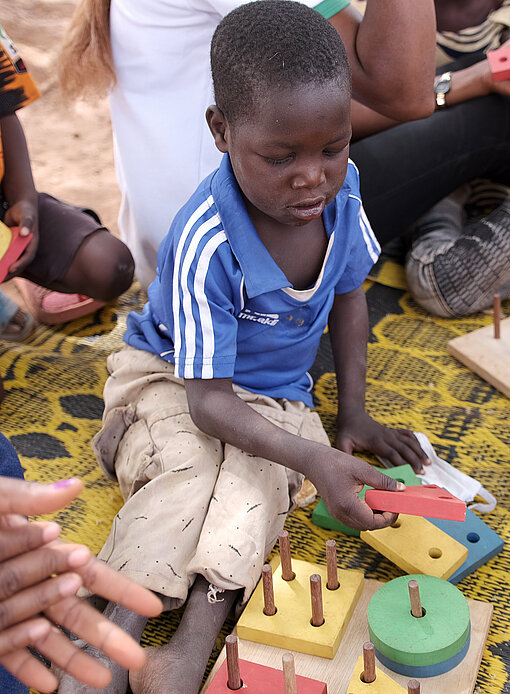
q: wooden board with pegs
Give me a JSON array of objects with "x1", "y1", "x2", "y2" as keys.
[
  {"x1": 202, "y1": 579, "x2": 492, "y2": 694},
  {"x1": 447, "y1": 297, "x2": 510, "y2": 398}
]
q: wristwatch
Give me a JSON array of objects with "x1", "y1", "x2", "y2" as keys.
[{"x1": 434, "y1": 71, "x2": 452, "y2": 109}]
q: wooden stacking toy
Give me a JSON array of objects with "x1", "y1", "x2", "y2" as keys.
[
  {"x1": 448, "y1": 294, "x2": 510, "y2": 398},
  {"x1": 487, "y1": 45, "x2": 510, "y2": 81},
  {"x1": 347, "y1": 642, "x2": 422, "y2": 692},
  {"x1": 0, "y1": 222, "x2": 32, "y2": 283},
  {"x1": 237, "y1": 535, "x2": 364, "y2": 658},
  {"x1": 312, "y1": 465, "x2": 421, "y2": 537},
  {"x1": 367, "y1": 575, "x2": 471, "y2": 677},
  {"x1": 365, "y1": 485, "x2": 466, "y2": 522},
  {"x1": 205, "y1": 636, "x2": 327, "y2": 693},
  {"x1": 361, "y1": 515, "x2": 468, "y2": 579}
]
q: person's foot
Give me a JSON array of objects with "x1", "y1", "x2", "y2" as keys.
[
  {"x1": 129, "y1": 641, "x2": 208, "y2": 694},
  {"x1": 0, "y1": 306, "x2": 34, "y2": 341},
  {"x1": 55, "y1": 640, "x2": 129, "y2": 694}
]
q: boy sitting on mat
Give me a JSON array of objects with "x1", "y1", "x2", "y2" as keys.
[{"x1": 59, "y1": 3, "x2": 427, "y2": 692}]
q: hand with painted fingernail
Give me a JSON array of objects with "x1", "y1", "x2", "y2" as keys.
[{"x1": 0, "y1": 476, "x2": 162, "y2": 692}]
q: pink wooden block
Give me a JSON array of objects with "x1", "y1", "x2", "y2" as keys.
[
  {"x1": 0, "y1": 226, "x2": 32, "y2": 283},
  {"x1": 488, "y1": 45, "x2": 510, "y2": 81},
  {"x1": 205, "y1": 657, "x2": 328, "y2": 693},
  {"x1": 365, "y1": 485, "x2": 466, "y2": 522}
]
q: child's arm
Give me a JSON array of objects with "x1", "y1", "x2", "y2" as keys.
[
  {"x1": 328, "y1": 286, "x2": 429, "y2": 472},
  {"x1": 184, "y1": 377, "x2": 403, "y2": 531},
  {"x1": 0, "y1": 113, "x2": 39, "y2": 276}
]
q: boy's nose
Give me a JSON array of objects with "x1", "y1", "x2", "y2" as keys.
[{"x1": 290, "y1": 161, "x2": 326, "y2": 189}]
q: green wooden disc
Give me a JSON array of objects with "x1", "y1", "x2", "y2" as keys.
[{"x1": 367, "y1": 574, "x2": 470, "y2": 667}]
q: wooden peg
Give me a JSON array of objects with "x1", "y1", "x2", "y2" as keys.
[
  {"x1": 262, "y1": 564, "x2": 276, "y2": 616},
  {"x1": 326, "y1": 539, "x2": 339, "y2": 590},
  {"x1": 225, "y1": 635, "x2": 242, "y2": 690},
  {"x1": 310, "y1": 573, "x2": 325, "y2": 627},
  {"x1": 494, "y1": 294, "x2": 501, "y2": 339},
  {"x1": 282, "y1": 652, "x2": 297, "y2": 694},
  {"x1": 362, "y1": 641, "x2": 376, "y2": 683},
  {"x1": 408, "y1": 679, "x2": 421, "y2": 693},
  {"x1": 279, "y1": 530, "x2": 296, "y2": 581},
  {"x1": 408, "y1": 579, "x2": 423, "y2": 618}
]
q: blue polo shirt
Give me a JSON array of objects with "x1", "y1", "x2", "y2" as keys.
[{"x1": 125, "y1": 154, "x2": 380, "y2": 407}]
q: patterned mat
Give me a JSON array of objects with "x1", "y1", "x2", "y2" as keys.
[{"x1": 1, "y1": 279, "x2": 509, "y2": 693}]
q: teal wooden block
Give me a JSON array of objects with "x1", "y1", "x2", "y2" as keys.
[
  {"x1": 427, "y1": 508, "x2": 504, "y2": 584},
  {"x1": 312, "y1": 465, "x2": 421, "y2": 537}
]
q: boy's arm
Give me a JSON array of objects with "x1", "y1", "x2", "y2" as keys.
[
  {"x1": 329, "y1": 1, "x2": 436, "y2": 122},
  {"x1": 184, "y1": 376, "x2": 403, "y2": 531},
  {"x1": 328, "y1": 286, "x2": 428, "y2": 472},
  {"x1": 0, "y1": 113, "x2": 39, "y2": 276}
]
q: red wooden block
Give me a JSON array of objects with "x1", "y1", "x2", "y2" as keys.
[
  {"x1": 0, "y1": 225, "x2": 32, "y2": 283},
  {"x1": 488, "y1": 45, "x2": 510, "y2": 81},
  {"x1": 205, "y1": 657, "x2": 328, "y2": 693},
  {"x1": 365, "y1": 485, "x2": 466, "y2": 522}
]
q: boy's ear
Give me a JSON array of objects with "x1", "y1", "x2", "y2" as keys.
[{"x1": 206, "y1": 105, "x2": 230, "y2": 153}]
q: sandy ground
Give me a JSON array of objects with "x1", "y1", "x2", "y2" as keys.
[{"x1": 3, "y1": 0, "x2": 120, "y2": 250}]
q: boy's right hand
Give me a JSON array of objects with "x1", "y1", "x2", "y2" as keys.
[{"x1": 313, "y1": 448, "x2": 403, "y2": 531}]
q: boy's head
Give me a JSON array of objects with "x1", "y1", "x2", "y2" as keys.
[
  {"x1": 208, "y1": 0, "x2": 352, "y2": 228},
  {"x1": 210, "y1": 0, "x2": 351, "y2": 126}
]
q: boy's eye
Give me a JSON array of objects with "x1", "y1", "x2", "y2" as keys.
[
  {"x1": 265, "y1": 155, "x2": 292, "y2": 166},
  {"x1": 324, "y1": 149, "x2": 342, "y2": 157}
]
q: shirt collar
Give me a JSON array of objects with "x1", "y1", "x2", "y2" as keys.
[{"x1": 210, "y1": 154, "x2": 351, "y2": 298}]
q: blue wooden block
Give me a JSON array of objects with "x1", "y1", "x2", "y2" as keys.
[{"x1": 427, "y1": 509, "x2": 504, "y2": 584}]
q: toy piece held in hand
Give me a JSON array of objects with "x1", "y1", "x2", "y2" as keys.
[
  {"x1": 365, "y1": 485, "x2": 466, "y2": 522},
  {"x1": 488, "y1": 44, "x2": 510, "y2": 81},
  {"x1": 0, "y1": 221, "x2": 32, "y2": 283},
  {"x1": 312, "y1": 465, "x2": 421, "y2": 538}
]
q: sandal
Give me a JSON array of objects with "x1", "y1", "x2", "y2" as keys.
[{"x1": 14, "y1": 278, "x2": 105, "y2": 325}]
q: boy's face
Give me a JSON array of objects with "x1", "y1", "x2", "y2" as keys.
[{"x1": 208, "y1": 81, "x2": 351, "y2": 228}]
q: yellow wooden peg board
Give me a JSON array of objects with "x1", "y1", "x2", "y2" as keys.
[
  {"x1": 447, "y1": 317, "x2": 510, "y2": 398},
  {"x1": 361, "y1": 515, "x2": 468, "y2": 579},
  {"x1": 236, "y1": 556, "x2": 364, "y2": 658},
  {"x1": 202, "y1": 579, "x2": 492, "y2": 693},
  {"x1": 347, "y1": 655, "x2": 407, "y2": 693}
]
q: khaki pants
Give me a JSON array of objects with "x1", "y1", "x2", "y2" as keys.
[{"x1": 92, "y1": 347, "x2": 330, "y2": 608}]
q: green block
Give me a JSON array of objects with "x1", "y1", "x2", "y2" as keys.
[{"x1": 311, "y1": 464, "x2": 421, "y2": 537}]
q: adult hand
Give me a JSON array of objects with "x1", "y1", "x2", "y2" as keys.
[
  {"x1": 3, "y1": 199, "x2": 39, "y2": 278},
  {"x1": 335, "y1": 411, "x2": 429, "y2": 473},
  {"x1": 312, "y1": 446, "x2": 405, "y2": 531},
  {"x1": 0, "y1": 476, "x2": 163, "y2": 692}
]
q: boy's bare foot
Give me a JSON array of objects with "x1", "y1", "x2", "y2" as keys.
[
  {"x1": 130, "y1": 576, "x2": 240, "y2": 694},
  {"x1": 56, "y1": 602, "x2": 148, "y2": 694},
  {"x1": 56, "y1": 642, "x2": 129, "y2": 694},
  {"x1": 129, "y1": 642, "x2": 207, "y2": 694}
]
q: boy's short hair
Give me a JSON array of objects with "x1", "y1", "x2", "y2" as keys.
[{"x1": 211, "y1": 0, "x2": 351, "y2": 125}]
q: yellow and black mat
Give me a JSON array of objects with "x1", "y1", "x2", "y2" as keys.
[{"x1": 1, "y1": 277, "x2": 509, "y2": 693}]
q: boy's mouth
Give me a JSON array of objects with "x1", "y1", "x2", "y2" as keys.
[{"x1": 287, "y1": 198, "x2": 325, "y2": 220}]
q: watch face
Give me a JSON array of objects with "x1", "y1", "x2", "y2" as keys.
[{"x1": 435, "y1": 74, "x2": 451, "y2": 95}]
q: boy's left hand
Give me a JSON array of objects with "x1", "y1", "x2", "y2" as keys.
[
  {"x1": 336, "y1": 411, "x2": 429, "y2": 473},
  {"x1": 3, "y1": 199, "x2": 39, "y2": 278}
]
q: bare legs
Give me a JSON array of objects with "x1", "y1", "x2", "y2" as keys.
[{"x1": 57, "y1": 576, "x2": 240, "y2": 694}]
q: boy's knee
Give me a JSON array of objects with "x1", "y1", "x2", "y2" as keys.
[{"x1": 76, "y1": 232, "x2": 135, "y2": 301}]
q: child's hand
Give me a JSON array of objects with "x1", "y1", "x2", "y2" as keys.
[
  {"x1": 0, "y1": 476, "x2": 162, "y2": 693},
  {"x1": 3, "y1": 200, "x2": 39, "y2": 277},
  {"x1": 335, "y1": 411, "x2": 429, "y2": 473},
  {"x1": 313, "y1": 447, "x2": 403, "y2": 531}
]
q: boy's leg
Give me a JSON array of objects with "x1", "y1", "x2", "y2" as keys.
[
  {"x1": 19, "y1": 193, "x2": 134, "y2": 303},
  {"x1": 57, "y1": 578, "x2": 239, "y2": 694}
]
